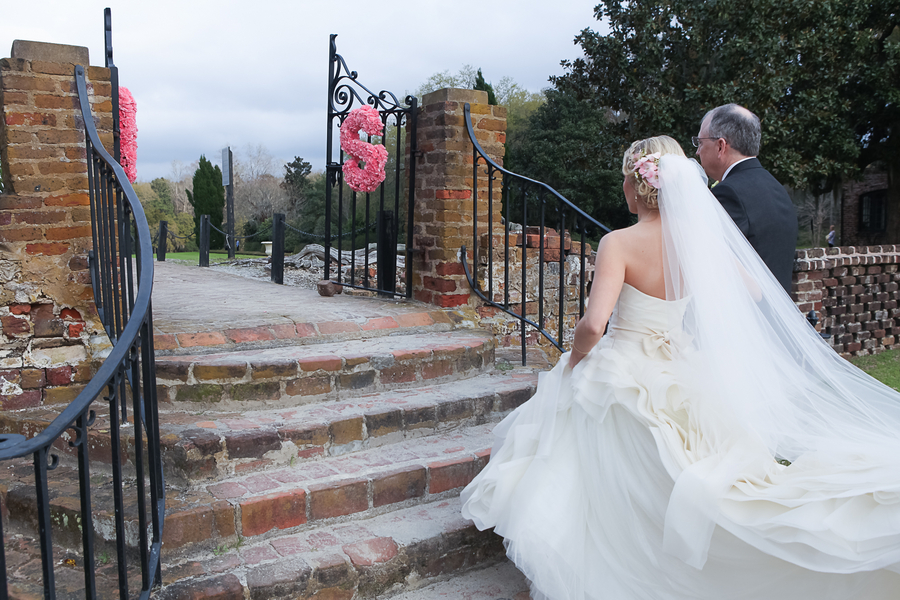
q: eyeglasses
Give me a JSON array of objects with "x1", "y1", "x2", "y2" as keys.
[{"x1": 691, "y1": 136, "x2": 721, "y2": 148}]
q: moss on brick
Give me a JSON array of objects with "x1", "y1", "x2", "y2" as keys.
[{"x1": 175, "y1": 383, "x2": 224, "y2": 403}]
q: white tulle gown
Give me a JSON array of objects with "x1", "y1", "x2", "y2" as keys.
[{"x1": 461, "y1": 156, "x2": 900, "y2": 600}]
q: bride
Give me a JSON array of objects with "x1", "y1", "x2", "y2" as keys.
[{"x1": 461, "y1": 136, "x2": 900, "y2": 599}]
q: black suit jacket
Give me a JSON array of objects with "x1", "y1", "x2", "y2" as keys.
[{"x1": 712, "y1": 158, "x2": 798, "y2": 294}]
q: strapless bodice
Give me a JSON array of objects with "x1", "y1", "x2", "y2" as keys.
[{"x1": 605, "y1": 283, "x2": 691, "y2": 360}]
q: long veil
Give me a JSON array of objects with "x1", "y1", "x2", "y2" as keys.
[{"x1": 657, "y1": 154, "x2": 900, "y2": 573}]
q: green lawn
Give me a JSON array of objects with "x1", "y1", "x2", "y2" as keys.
[
  {"x1": 161, "y1": 251, "x2": 263, "y2": 264},
  {"x1": 850, "y1": 349, "x2": 900, "y2": 392}
]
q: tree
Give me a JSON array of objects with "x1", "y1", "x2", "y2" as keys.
[
  {"x1": 552, "y1": 0, "x2": 899, "y2": 235},
  {"x1": 168, "y1": 160, "x2": 197, "y2": 214},
  {"x1": 510, "y1": 88, "x2": 631, "y2": 232},
  {"x1": 414, "y1": 65, "x2": 477, "y2": 98},
  {"x1": 150, "y1": 177, "x2": 173, "y2": 206},
  {"x1": 474, "y1": 69, "x2": 498, "y2": 105},
  {"x1": 232, "y1": 144, "x2": 290, "y2": 223},
  {"x1": 283, "y1": 156, "x2": 313, "y2": 215},
  {"x1": 186, "y1": 155, "x2": 226, "y2": 248}
]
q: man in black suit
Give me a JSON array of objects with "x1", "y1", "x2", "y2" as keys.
[{"x1": 695, "y1": 104, "x2": 798, "y2": 294}]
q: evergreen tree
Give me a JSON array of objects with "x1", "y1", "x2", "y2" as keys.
[
  {"x1": 474, "y1": 69, "x2": 498, "y2": 106},
  {"x1": 282, "y1": 156, "x2": 313, "y2": 216},
  {"x1": 186, "y1": 155, "x2": 226, "y2": 248}
]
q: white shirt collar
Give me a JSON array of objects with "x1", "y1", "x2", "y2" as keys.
[{"x1": 721, "y1": 157, "x2": 755, "y2": 181}]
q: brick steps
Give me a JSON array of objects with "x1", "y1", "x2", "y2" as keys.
[
  {"x1": 0, "y1": 372, "x2": 537, "y2": 484},
  {"x1": 153, "y1": 300, "x2": 471, "y2": 356},
  {"x1": 387, "y1": 560, "x2": 529, "y2": 600},
  {"x1": 155, "y1": 331, "x2": 496, "y2": 406},
  {"x1": 170, "y1": 423, "x2": 498, "y2": 553},
  {"x1": 1, "y1": 424, "x2": 501, "y2": 560},
  {"x1": 158, "y1": 496, "x2": 505, "y2": 600},
  {"x1": 0, "y1": 496, "x2": 507, "y2": 600},
  {"x1": 159, "y1": 371, "x2": 536, "y2": 483}
]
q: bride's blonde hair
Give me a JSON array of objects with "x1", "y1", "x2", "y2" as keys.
[{"x1": 621, "y1": 135, "x2": 686, "y2": 209}]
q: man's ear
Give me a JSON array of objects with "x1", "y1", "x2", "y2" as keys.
[{"x1": 716, "y1": 138, "x2": 728, "y2": 158}]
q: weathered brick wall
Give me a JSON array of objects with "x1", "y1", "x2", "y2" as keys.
[
  {"x1": 410, "y1": 88, "x2": 505, "y2": 308},
  {"x1": 0, "y1": 42, "x2": 112, "y2": 409},
  {"x1": 794, "y1": 246, "x2": 900, "y2": 357}
]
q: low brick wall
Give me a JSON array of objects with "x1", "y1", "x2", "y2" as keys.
[
  {"x1": 475, "y1": 243, "x2": 900, "y2": 361},
  {"x1": 792, "y1": 246, "x2": 899, "y2": 357}
]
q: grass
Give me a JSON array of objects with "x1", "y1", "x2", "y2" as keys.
[
  {"x1": 162, "y1": 251, "x2": 262, "y2": 264},
  {"x1": 850, "y1": 348, "x2": 900, "y2": 392}
]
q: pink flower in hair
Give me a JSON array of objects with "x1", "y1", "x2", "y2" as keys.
[{"x1": 633, "y1": 152, "x2": 661, "y2": 189}]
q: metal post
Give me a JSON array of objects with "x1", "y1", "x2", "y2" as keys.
[
  {"x1": 405, "y1": 96, "x2": 418, "y2": 299},
  {"x1": 104, "y1": 8, "x2": 120, "y2": 165},
  {"x1": 157, "y1": 220, "x2": 167, "y2": 262},
  {"x1": 223, "y1": 147, "x2": 235, "y2": 259},
  {"x1": 199, "y1": 215, "x2": 210, "y2": 267},
  {"x1": 377, "y1": 210, "x2": 396, "y2": 295},
  {"x1": 271, "y1": 213, "x2": 285, "y2": 284},
  {"x1": 324, "y1": 34, "x2": 338, "y2": 282}
]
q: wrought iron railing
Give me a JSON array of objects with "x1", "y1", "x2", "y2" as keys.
[
  {"x1": 325, "y1": 34, "x2": 417, "y2": 297},
  {"x1": 461, "y1": 103, "x2": 612, "y2": 364},
  {"x1": 0, "y1": 64, "x2": 165, "y2": 599}
]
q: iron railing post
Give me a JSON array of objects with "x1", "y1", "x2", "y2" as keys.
[
  {"x1": 377, "y1": 210, "x2": 396, "y2": 296},
  {"x1": 199, "y1": 215, "x2": 210, "y2": 267},
  {"x1": 405, "y1": 96, "x2": 418, "y2": 298},
  {"x1": 324, "y1": 34, "x2": 337, "y2": 282},
  {"x1": 157, "y1": 220, "x2": 167, "y2": 261},
  {"x1": 271, "y1": 213, "x2": 285, "y2": 284}
]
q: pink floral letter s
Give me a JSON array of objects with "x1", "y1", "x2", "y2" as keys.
[{"x1": 340, "y1": 106, "x2": 388, "y2": 193}]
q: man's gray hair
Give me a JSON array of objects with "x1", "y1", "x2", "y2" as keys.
[{"x1": 703, "y1": 104, "x2": 761, "y2": 156}]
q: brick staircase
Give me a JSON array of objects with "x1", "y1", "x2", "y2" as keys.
[{"x1": 0, "y1": 263, "x2": 549, "y2": 599}]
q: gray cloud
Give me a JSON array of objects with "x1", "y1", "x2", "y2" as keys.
[{"x1": 5, "y1": 0, "x2": 602, "y2": 181}]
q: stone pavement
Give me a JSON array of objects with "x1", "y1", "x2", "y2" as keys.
[{"x1": 152, "y1": 261, "x2": 475, "y2": 354}]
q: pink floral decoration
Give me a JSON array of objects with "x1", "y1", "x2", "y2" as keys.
[
  {"x1": 340, "y1": 106, "x2": 388, "y2": 193},
  {"x1": 119, "y1": 86, "x2": 138, "y2": 183},
  {"x1": 633, "y1": 151, "x2": 661, "y2": 189}
]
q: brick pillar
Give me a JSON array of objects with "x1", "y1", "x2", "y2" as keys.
[
  {"x1": 411, "y1": 88, "x2": 506, "y2": 308},
  {"x1": 0, "y1": 41, "x2": 113, "y2": 409}
]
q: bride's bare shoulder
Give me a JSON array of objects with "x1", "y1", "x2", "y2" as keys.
[{"x1": 600, "y1": 221, "x2": 658, "y2": 250}]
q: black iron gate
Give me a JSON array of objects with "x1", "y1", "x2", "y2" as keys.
[{"x1": 325, "y1": 34, "x2": 417, "y2": 297}]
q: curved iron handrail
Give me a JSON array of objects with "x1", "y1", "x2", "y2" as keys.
[
  {"x1": 463, "y1": 103, "x2": 611, "y2": 234},
  {"x1": 0, "y1": 64, "x2": 165, "y2": 600},
  {"x1": 461, "y1": 102, "x2": 611, "y2": 363},
  {"x1": 0, "y1": 67, "x2": 157, "y2": 460}
]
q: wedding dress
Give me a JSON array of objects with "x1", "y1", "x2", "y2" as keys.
[{"x1": 461, "y1": 155, "x2": 900, "y2": 599}]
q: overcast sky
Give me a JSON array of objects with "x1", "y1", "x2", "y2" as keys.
[{"x1": 2, "y1": 1, "x2": 605, "y2": 182}]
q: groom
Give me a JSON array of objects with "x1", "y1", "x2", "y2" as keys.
[{"x1": 695, "y1": 104, "x2": 798, "y2": 294}]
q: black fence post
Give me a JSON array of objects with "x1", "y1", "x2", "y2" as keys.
[
  {"x1": 157, "y1": 220, "x2": 167, "y2": 262},
  {"x1": 271, "y1": 213, "x2": 285, "y2": 284},
  {"x1": 199, "y1": 215, "x2": 210, "y2": 267},
  {"x1": 377, "y1": 210, "x2": 396, "y2": 296},
  {"x1": 223, "y1": 147, "x2": 235, "y2": 259}
]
